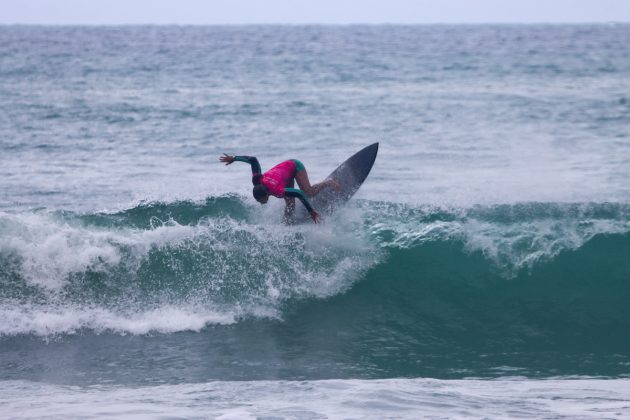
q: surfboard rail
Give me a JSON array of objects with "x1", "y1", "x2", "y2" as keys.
[{"x1": 297, "y1": 142, "x2": 379, "y2": 221}]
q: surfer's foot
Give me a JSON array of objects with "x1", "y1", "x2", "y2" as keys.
[{"x1": 328, "y1": 180, "x2": 341, "y2": 191}]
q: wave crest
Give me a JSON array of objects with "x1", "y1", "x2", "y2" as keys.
[{"x1": 1, "y1": 197, "x2": 629, "y2": 337}]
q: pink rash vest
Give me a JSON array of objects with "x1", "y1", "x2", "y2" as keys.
[
  {"x1": 233, "y1": 155, "x2": 314, "y2": 213},
  {"x1": 259, "y1": 160, "x2": 298, "y2": 198}
]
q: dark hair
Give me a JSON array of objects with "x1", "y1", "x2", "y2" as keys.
[{"x1": 253, "y1": 184, "x2": 269, "y2": 200}]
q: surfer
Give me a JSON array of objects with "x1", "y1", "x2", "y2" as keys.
[{"x1": 220, "y1": 154, "x2": 339, "y2": 223}]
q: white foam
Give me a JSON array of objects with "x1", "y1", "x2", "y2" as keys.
[
  {"x1": 0, "y1": 304, "x2": 240, "y2": 336},
  {"x1": 1, "y1": 377, "x2": 629, "y2": 419},
  {"x1": 0, "y1": 207, "x2": 381, "y2": 336},
  {"x1": 0, "y1": 212, "x2": 124, "y2": 290}
]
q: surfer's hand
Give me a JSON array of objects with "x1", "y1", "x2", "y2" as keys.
[
  {"x1": 309, "y1": 209, "x2": 320, "y2": 224},
  {"x1": 220, "y1": 154, "x2": 235, "y2": 165}
]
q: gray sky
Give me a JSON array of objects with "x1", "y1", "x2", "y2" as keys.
[{"x1": 2, "y1": 0, "x2": 630, "y2": 24}]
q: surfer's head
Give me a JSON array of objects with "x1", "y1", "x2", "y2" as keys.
[{"x1": 253, "y1": 184, "x2": 269, "y2": 203}]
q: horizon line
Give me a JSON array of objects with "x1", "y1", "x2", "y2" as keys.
[{"x1": 1, "y1": 21, "x2": 629, "y2": 26}]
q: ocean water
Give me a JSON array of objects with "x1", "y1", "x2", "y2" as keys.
[{"x1": 1, "y1": 24, "x2": 630, "y2": 418}]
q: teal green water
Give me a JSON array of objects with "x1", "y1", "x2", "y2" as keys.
[{"x1": 1, "y1": 198, "x2": 629, "y2": 384}]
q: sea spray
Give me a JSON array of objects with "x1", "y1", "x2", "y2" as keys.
[
  {"x1": 0, "y1": 196, "x2": 382, "y2": 335},
  {"x1": 1, "y1": 197, "x2": 629, "y2": 343}
]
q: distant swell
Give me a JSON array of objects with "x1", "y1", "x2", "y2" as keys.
[{"x1": 1, "y1": 197, "x2": 629, "y2": 349}]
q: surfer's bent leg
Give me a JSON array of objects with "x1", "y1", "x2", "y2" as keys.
[{"x1": 293, "y1": 159, "x2": 337, "y2": 197}]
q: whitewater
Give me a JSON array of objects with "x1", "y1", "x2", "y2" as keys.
[{"x1": 1, "y1": 24, "x2": 630, "y2": 418}]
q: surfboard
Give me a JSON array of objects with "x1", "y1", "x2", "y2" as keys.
[{"x1": 296, "y1": 142, "x2": 379, "y2": 221}]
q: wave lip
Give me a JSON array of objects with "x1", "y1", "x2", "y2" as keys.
[
  {"x1": 1, "y1": 198, "x2": 630, "y2": 338},
  {"x1": 366, "y1": 201, "x2": 630, "y2": 275}
]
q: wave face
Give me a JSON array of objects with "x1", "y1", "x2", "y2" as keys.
[{"x1": 1, "y1": 197, "x2": 630, "y2": 378}]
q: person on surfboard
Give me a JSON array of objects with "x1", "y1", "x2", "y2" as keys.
[{"x1": 220, "y1": 154, "x2": 339, "y2": 223}]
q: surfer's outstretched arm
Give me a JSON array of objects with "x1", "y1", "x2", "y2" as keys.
[
  {"x1": 220, "y1": 154, "x2": 262, "y2": 181},
  {"x1": 285, "y1": 188, "x2": 320, "y2": 223}
]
